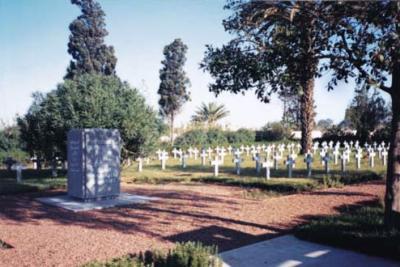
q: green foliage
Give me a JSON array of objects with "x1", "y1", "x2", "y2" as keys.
[
  {"x1": 191, "y1": 102, "x2": 229, "y2": 127},
  {"x1": 18, "y1": 75, "x2": 163, "y2": 160},
  {"x1": 296, "y1": 202, "x2": 400, "y2": 260},
  {"x1": 0, "y1": 124, "x2": 28, "y2": 163},
  {"x1": 344, "y1": 88, "x2": 391, "y2": 142},
  {"x1": 174, "y1": 128, "x2": 257, "y2": 149},
  {"x1": 279, "y1": 90, "x2": 302, "y2": 130},
  {"x1": 65, "y1": 0, "x2": 117, "y2": 79},
  {"x1": 174, "y1": 129, "x2": 207, "y2": 148},
  {"x1": 83, "y1": 242, "x2": 221, "y2": 267},
  {"x1": 158, "y1": 38, "x2": 190, "y2": 142},
  {"x1": 260, "y1": 122, "x2": 292, "y2": 141},
  {"x1": 225, "y1": 128, "x2": 255, "y2": 144},
  {"x1": 206, "y1": 129, "x2": 228, "y2": 147}
]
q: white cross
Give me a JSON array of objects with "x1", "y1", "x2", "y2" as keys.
[
  {"x1": 156, "y1": 149, "x2": 162, "y2": 159},
  {"x1": 333, "y1": 149, "x2": 340, "y2": 165},
  {"x1": 285, "y1": 156, "x2": 295, "y2": 178},
  {"x1": 322, "y1": 154, "x2": 330, "y2": 174},
  {"x1": 136, "y1": 157, "x2": 143, "y2": 172},
  {"x1": 211, "y1": 157, "x2": 222, "y2": 177},
  {"x1": 160, "y1": 151, "x2": 169, "y2": 170},
  {"x1": 369, "y1": 151, "x2": 376, "y2": 168},
  {"x1": 304, "y1": 153, "x2": 313, "y2": 177},
  {"x1": 382, "y1": 150, "x2": 388, "y2": 166},
  {"x1": 273, "y1": 152, "x2": 282, "y2": 170},
  {"x1": 253, "y1": 154, "x2": 261, "y2": 174},
  {"x1": 11, "y1": 163, "x2": 26, "y2": 183},
  {"x1": 188, "y1": 147, "x2": 194, "y2": 158},
  {"x1": 245, "y1": 146, "x2": 250, "y2": 156},
  {"x1": 233, "y1": 157, "x2": 242, "y2": 175},
  {"x1": 262, "y1": 159, "x2": 273, "y2": 180},
  {"x1": 200, "y1": 150, "x2": 207, "y2": 166},
  {"x1": 355, "y1": 152, "x2": 362, "y2": 169},
  {"x1": 193, "y1": 148, "x2": 199, "y2": 160},
  {"x1": 172, "y1": 148, "x2": 178, "y2": 159}
]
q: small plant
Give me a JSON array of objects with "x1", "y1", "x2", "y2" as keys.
[
  {"x1": 83, "y1": 242, "x2": 221, "y2": 267},
  {"x1": 322, "y1": 174, "x2": 343, "y2": 188}
]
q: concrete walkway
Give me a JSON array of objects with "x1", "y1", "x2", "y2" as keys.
[{"x1": 220, "y1": 235, "x2": 399, "y2": 267}]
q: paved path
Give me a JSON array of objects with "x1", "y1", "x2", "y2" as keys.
[{"x1": 220, "y1": 235, "x2": 399, "y2": 267}]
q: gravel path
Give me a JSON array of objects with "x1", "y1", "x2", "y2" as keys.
[{"x1": 0, "y1": 181, "x2": 385, "y2": 267}]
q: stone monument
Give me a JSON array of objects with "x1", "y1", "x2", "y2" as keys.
[{"x1": 67, "y1": 129, "x2": 121, "y2": 201}]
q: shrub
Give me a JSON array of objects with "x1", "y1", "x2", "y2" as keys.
[
  {"x1": 18, "y1": 75, "x2": 164, "y2": 160},
  {"x1": 206, "y1": 129, "x2": 228, "y2": 147},
  {"x1": 84, "y1": 242, "x2": 221, "y2": 267},
  {"x1": 258, "y1": 122, "x2": 292, "y2": 141},
  {"x1": 175, "y1": 128, "x2": 228, "y2": 148},
  {"x1": 174, "y1": 129, "x2": 208, "y2": 148},
  {"x1": 225, "y1": 128, "x2": 255, "y2": 144}
]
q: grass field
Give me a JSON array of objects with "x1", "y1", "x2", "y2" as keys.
[
  {"x1": 0, "y1": 150, "x2": 385, "y2": 196},
  {"x1": 122, "y1": 151, "x2": 385, "y2": 195},
  {"x1": 295, "y1": 200, "x2": 400, "y2": 261}
]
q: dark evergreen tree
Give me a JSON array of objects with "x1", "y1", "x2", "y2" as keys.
[
  {"x1": 65, "y1": 0, "x2": 117, "y2": 79},
  {"x1": 158, "y1": 38, "x2": 190, "y2": 143},
  {"x1": 344, "y1": 88, "x2": 390, "y2": 142}
]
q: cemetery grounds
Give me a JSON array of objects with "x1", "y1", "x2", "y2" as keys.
[{"x1": 0, "y1": 144, "x2": 397, "y2": 266}]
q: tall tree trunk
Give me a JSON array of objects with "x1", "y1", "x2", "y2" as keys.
[
  {"x1": 300, "y1": 76, "x2": 315, "y2": 154},
  {"x1": 384, "y1": 62, "x2": 400, "y2": 229},
  {"x1": 170, "y1": 113, "x2": 174, "y2": 145}
]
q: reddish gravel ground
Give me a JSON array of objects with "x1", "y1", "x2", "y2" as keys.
[{"x1": 0, "y1": 181, "x2": 385, "y2": 267}]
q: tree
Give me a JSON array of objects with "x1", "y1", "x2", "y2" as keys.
[
  {"x1": 319, "y1": 1, "x2": 399, "y2": 228},
  {"x1": 279, "y1": 90, "x2": 302, "y2": 130},
  {"x1": 0, "y1": 124, "x2": 28, "y2": 164},
  {"x1": 344, "y1": 88, "x2": 390, "y2": 142},
  {"x1": 317, "y1": 119, "x2": 334, "y2": 131},
  {"x1": 201, "y1": 1, "x2": 334, "y2": 153},
  {"x1": 191, "y1": 102, "x2": 230, "y2": 128},
  {"x1": 18, "y1": 75, "x2": 163, "y2": 161},
  {"x1": 65, "y1": 0, "x2": 117, "y2": 79},
  {"x1": 158, "y1": 38, "x2": 190, "y2": 143}
]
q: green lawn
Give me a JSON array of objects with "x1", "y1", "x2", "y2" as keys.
[
  {"x1": 122, "y1": 151, "x2": 385, "y2": 195},
  {"x1": 0, "y1": 169, "x2": 66, "y2": 195},
  {"x1": 0, "y1": 150, "x2": 385, "y2": 196},
  {"x1": 295, "y1": 201, "x2": 400, "y2": 261}
]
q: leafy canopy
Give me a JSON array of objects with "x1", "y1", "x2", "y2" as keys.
[
  {"x1": 191, "y1": 102, "x2": 230, "y2": 127},
  {"x1": 18, "y1": 75, "x2": 163, "y2": 160}
]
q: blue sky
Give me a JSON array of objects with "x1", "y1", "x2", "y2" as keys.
[{"x1": 0, "y1": 0, "x2": 378, "y2": 129}]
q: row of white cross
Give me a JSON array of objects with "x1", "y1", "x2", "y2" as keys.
[{"x1": 135, "y1": 141, "x2": 390, "y2": 179}]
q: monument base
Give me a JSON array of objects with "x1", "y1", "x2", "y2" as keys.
[{"x1": 36, "y1": 193, "x2": 158, "y2": 212}]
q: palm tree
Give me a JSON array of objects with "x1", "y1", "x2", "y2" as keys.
[{"x1": 191, "y1": 102, "x2": 229, "y2": 128}]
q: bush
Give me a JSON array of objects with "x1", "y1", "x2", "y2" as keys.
[
  {"x1": 225, "y1": 128, "x2": 255, "y2": 144},
  {"x1": 174, "y1": 129, "x2": 208, "y2": 148},
  {"x1": 206, "y1": 129, "x2": 228, "y2": 147},
  {"x1": 18, "y1": 75, "x2": 164, "y2": 160},
  {"x1": 257, "y1": 122, "x2": 292, "y2": 141},
  {"x1": 174, "y1": 128, "x2": 228, "y2": 148},
  {"x1": 84, "y1": 242, "x2": 221, "y2": 267}
]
